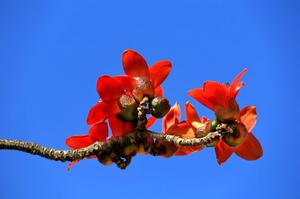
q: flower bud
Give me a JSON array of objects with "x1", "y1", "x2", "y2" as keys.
[
  {"x1": 151, "y1": 97, "x2": 171, "y2": 118},
  {"x1": 223, "y1": 122, "x2": 247, "y2": 147},
  {"x1": 117, "y1": 94, "x2": 138, "y2": 122},
  {"x1": 132, "y1": 77, "x2": 154, "y2": 101},
  {"x1": 210, "y1": 119, "x2": 219, "y2": 132}
]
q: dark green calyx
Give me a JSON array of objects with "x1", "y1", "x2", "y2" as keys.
[
  {"x1": 211, "y1": 119, "x2": 219, "y2": 132},
  {"x1": 151, "y1": 97, "x2": 171, "y2": 118},
  {"x1": 117, "y1": 95, "x2": 138, "y2": 122}
]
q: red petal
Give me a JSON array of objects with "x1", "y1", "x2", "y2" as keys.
[
  {"x1": 113, "y1": 75, "x2": 136, "y2": 91},
  {"x1": 146, "y1": 116, "x2": 157, "y2": 129},
  {"x1": 88, "y1": 122, "x2": 108, "y2": 142},
  {"x1": 154, "y1": 86, "x2": 164, "y2": 97},
  {"x1": 166, "y1": 122, "x2": 195, "y2": 139},
  {"x1": 234, "y1": 133, "x2": 263, "y2": 160},
  {"x1": 167, "y1": 122, "x2": 203, "y2": 155},
  {"x1": 65, "y1": 135, "x2": 94, "y2": 149},
  {"x1": 230, "y1": 68, "x2": 247, "y2": 97},
  {"x1": 162, "y1": 102, "x2": 180, "y2": 133},
  {"x1": 203, "y1": 81, "x2": 229, "y2": 108},
  {"x1": 67, "y1": 155, "x2": 97, "y2": 170},
  {"x1": 240, "y1": 106, "x2": 257, "y2": 132},
  {"x1": 123, "y1": 122, "x2": 134, "y2": 135},
  {"x1": 86, "y1": 102, "x2": 111, "y2": 125},
  {"x1": 185, "y1": 101, "x2": 201, "y2": 125},
  {"x1": 188, "y1": 88, "x2": 215, "y2": 110},
  {"x1": 122, "y1": 49, "x2": 150, "y2": 78},
  {"x1": 215, "y1": 140, "x2": 233, "y2": 165},
  {"x1": 67, "y1": 160, "x2": 79, "y2": 171},
  {"x1": 149, "y1": 60, "x2": 172, "y2": 88},
  {"x1": 201, "y1": 116, "x2": 208, "y2": 123},
  {"x1": 97, "y1": 75, "x2": 123, "y2": 101},
  {"x1": 108, "y1": 116, "x2": 134, "y2": 137}
]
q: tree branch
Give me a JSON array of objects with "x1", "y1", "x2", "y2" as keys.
[{"x1": 0, "y1": 130, "x2": 221, "y2": 163}]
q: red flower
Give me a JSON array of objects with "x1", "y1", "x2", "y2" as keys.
[
  {"x1": 215, "y1": 106, "x2": 263, "y2": 164},
  {"x1": 86, "y1": 75, "x2": 136, "y2": 137},
  {"x1": 86, "y1": 75, "x2": 136, "y2": 125},
  {"x1": 188, "y1": 69, "x2": 263, "y2": 164},
  {"x1": 122, "y1": 49, "x2": 172, "y2": 126},
  {"x1": 65, "y1": 50, "x2": 172, "y2": 167},
  {"x1": 87, "y1": 49, "x2": 172, "y2": 135},
  {"x1": 122, "y1": 49, "x2": 172, "y2": 98},
  {"x1": 65, "y1": 122, "x2": 108, "y2": 169},
  {"x1": 161, "y1": 102, "x2": 208, "y2": 156},
  {"x1": 188, "y1": 69, "x2": 247, "y2": 122}
]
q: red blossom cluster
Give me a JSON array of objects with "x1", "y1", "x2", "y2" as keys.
[{"x1": 65, "y1": 49, "x2": 262, "y2": 169}]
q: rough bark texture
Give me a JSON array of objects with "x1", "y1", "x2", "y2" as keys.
[{"x1": 0, "y1": 130, "x2": 222, "y2": 163}]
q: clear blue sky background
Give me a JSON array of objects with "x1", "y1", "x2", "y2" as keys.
[{"x1": 0, "y1": 0, "x2": 299, "y2": 198}]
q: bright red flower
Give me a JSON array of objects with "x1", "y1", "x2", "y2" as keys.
[
  {"x1": 188, "y1": 69, "x2": 247, "y2": 122},
  {"x1": 122, "y1": 49, "x2": 172, "y2": 124},
  {"x1": 188, "y1": 69, "x2": 262, "y2": 164},
  {"x1": 65, "y1": 122, "x2": 109, "y2": 169},
  {"x1": 215, "y1": 106, "x2": 263, "y2": 164},
  {"x1": 162, "y1": 102, "x2": 208, "y2": 156},
  {"x1": 122, "y1": 49, "x2": 172, "y2": 97},
  {"x1": 65, "y1": 50, "x2": 172, "y2": 167},
  {"x1": 86, "y1": 75, "x2": 136, "y2": 125},
  {"x1": 86, "y1": 75, "x2": 137, "y2": 137}
]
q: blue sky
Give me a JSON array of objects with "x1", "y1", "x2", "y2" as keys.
[{"x1": 0, "y1": 0, "x2": 299, "y2": 198}]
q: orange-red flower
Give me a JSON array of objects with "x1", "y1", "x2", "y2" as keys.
[
  {"x1": 86, "y1": 75, "x2": 136, "y2": 137},
  {"x1": 86, "y1": 49, "x2": 172, "y2": 135},
  {"x1": 188, "y1": 69, "x2": 263, "y2": 164},
  {"x1": 122, "y1": 49, "x2": 172, "y2": 98},
  {"x1": 188, "y1": 69, "x2": 247, "y2": 122},
  {"x1": 86, "y1": 75, "x2": 135, "y2": 125},
  {"x1": 215, "y1": 106, "x2": 263, "y2": 164},
  {"x1": 161, "y1": 102, "x2": 208, "y2": 156},
  {"x1": 122, "y1": 49, "x2": 172, "y2": 126}
]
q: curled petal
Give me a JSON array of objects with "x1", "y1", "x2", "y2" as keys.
[
  {"x1": 240, "y1": 106, "x2": 257, "y2": 132},
  {"x1": 166, "y1": 122, "x2": 195, "y2": 139},
  {"x1": 67, "y1": 160, "x2": 79, "y2": 171},
  {"x1": 146, "y1": 116, "x2": 157, "y2": 129},
  {"x1": 188, "y1": 88, "x2": 215, "y2": 110},
  {"x1": 162, "y1": 102, "x2": 181, "y2": 133},
  {"x1": 230, "y1": 68, "x2": 247, "y2": 97},
  {"x1": 88, "y1": 122, "x2": 108, "y2": 142},
  {"x1": 167, "y1": 122, "x2": 203, "y2": 155},
  {"x1": 203, "y1": 81, "x2": 228, "y2": 109},
  {"x1": 185, "y1": 101, "x2": 201, "y2": 127},
  {"x1": 86, "y1": 102, "x2": 110, "y2": 125},
  {"x1": 154, "y1": 86, "x2": 164, "y2": 97},
  {"x1": 65, "y1": 135, "x2": 94, "y2": 149},
  {"x1": 215, "y1": 140, "x2": 233, "y2": 165},
  {"x1": 67, "y1": 155, "x2": 97, "y2": 171},
  {"x1": 113, "y1": 75, "x2": 136, "y2": 91},
  {"x1": 234, "y1": 133, "x2": 263, "y2": 160},
  {"x1": 97, "y1": 76, "x2": 123, "y2": 101},
  {"x1": 201, "y1": 116, "x2": 209, "y2": 123},
  {"x1": 149, "y1": 60, "x2": 172, "y2": 88},
  {"x1": 122, "y1": 49, "x2": 150, "y2": 78}
]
